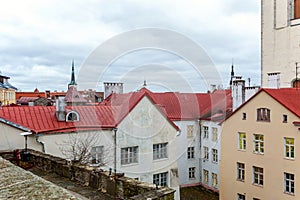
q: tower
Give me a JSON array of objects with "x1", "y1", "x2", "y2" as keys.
[
  {"x1": 262, "y1": 0, "x2": 300, "y2": 88},
  {"x1": 68, "y1": 60, "x2": 77, "y2": 89}
]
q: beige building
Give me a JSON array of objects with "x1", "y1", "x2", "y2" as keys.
[
  {"x1": 221, "y1": 88, "x2": 300, "y2": 200},
  {"x1": 0, "y1": 74, "x2": 17, "y2": 105},
  {"x1": 262, "y1": 0, "x2": 300, "y2": 88}
]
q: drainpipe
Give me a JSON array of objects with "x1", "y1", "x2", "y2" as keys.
[
  {"x1": 198, "y1": 119, "x2": 202, "y2": 183},
  {"x1": 35, "y1": 135, "x2": 45, "y2": 153}
]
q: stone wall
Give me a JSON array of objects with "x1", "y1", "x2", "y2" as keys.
[{"x1": 27, "y1": 149, "x2": 175, "y2": 200}]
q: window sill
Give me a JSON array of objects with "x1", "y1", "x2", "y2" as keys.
[
  {"x1": 237, "y1": 149, "x2": 246, "y2": 152},
  {"x1": 121, "y1": 162, "x2": 139, "y2": 167},
  {"x1": 252, "y1": 183, "x2": 263, "y2": 188},
  {"x1": 284, "y1": 157, "x2": 295, "y2": 161},
  {"x1": 291, "y1": 18, "x2": 300, "y2": 26},
  {"x1": 212, "y1": 161, "x2": 218, "y2": 164},
  {"x1": 284, "y1": 191, "x2": 295, "y2": 196},
  {"x1": 187, "y1": 158, "x2": 195, "y2": 160},
  {"x1": 153, "y1": 158, "x2": 168, "y2": 162},
  {"x1": 253, "y1": 152, "x2": 264, "y2": 155},
  {"x1": 236, "y1": 179, "x2": 245, "y2": 182}
]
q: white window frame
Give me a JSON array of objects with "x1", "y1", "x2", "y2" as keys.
[
  {"x1": 253, "y1": 134, "x2": 264, "y2": 154},
  {"x1": 237, "y1": 162, "x2": 245, "y2": 181},
  {"x1": 212, "y1": 173, "x2": 218, "y2": 188},
  {"x1": 153, "y1": 172, "x2": 168, "y2": 186},
  {"x1": 153, "y1": 143, "x2": 168, "y2": 160},
  {"x1": 66, "y1": 111, "x2": 80, "y2": 122},
  {"x1": 284, "y1": 172, "x2": 295, "y2": 194},
  {"x1": 121, "y1": 146, "x2": 138, "y2": 165},
  {"x1": 91, "y1": 146, "x2": 104, "y2": 164},
  {"x1": 203, "y1": 126, "x2": 209, "y2": 139},
  {"x1": 203, "y1": 146, "x2": 209, "y2": 161},
  {"x1": 189, "y1": 167, "x2": 196, "y2": 179},
  {"x1": 253, "y1": 166, "x2": 264, "y2": 186},
  {"x1": 212, "y1": 149, "x2": 218, "y2": 163},
  {"x1": 187, "y1": 146, "x2": 195, "y2": 159},
  {"x1": 212, "y1": 127, "x2": 218, "y2": 141},
  {"x1": 238, "y1": 132, "x2": 246, "y2": 150},
  {"x1": 284, "y1": 138, "x2": 295, "y2": 159},
  {"x1": 187, "y1": 125, "x2": 194, "y2": 138},
  {"x1": 203, "y1": 169, "x2": 209, "y2": 184}
]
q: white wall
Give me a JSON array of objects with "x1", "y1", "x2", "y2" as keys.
[
  {"x1": 200, "y1": 120, "x2": 221, "y2": 191},
  {"x1": 174, "y1": 120, "x2": 200, "y2": 187}
]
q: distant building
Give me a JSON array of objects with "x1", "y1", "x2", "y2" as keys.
[
  {"x1": 221, "y1": 88, "x2": 300, "y2": 199},
  {"x1": 262, "y1": 0, "x2": 300, "y2": 88},
  {"x1": 0, "y1": 74, "x2": 17, "y2": 105},
  {"x1": 104, "y1": 82, "x2": 123, "y2": 99}
]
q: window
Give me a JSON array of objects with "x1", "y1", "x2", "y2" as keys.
[
  {"x1": 253, "y1": 166, "x2": 264, "y2": 186},
  {"x1": 212, "y1": 127, "x2": 218, "y2": 141},
  {"x1": 238, "y1": 132, "x2": 246, "y2": 150},
  {"x1": 237, "y1": 193, "x2": 245, "y2": 200},
  {"x1": 242, "y1": 112, "x2": 246, "y2": 120},
  {"x1": 237, "y1": 162, "x2": 245, "y2": 181},
  {"x1": 212, "y1": 149, "x2": 218, "y2": 163},
  {"x1": 203, "y1": 146, "x2": 209, "y2": 160},
  {"x1": 253, "y1": 134, "x2": 264, "y2": 154},
  {"x1": 284, "y1": 172, "x2": 295, "y2": 194},
  {"x1": 187, "y1": 147, "x2": 195, "y2": 159},
  {"x1": 212, "y1": 173, "x2": 218, "y2": 188},
  {"x1": 121, "y1": 146, "x2": 138, "y2": 165},
  {"x1": 91, "y1": 146, "x2": 104, "y2": 164},
  {"x1": 189, "y1": 167, "x2": 196, "y2": 179},
  {"x1": 285, "y1": 138, "x2": 295, "y2": 159},
  {"x1": 66, "y1": 111, "x2": 79, "y2": 122},
  {"x1": 203, "y1": 126, "x2": 209, "y2": 138},
  {"x1": 153, "y1": 143, "x2": 168, "y2": 160},
  {"x1": 187, "y1": 125, "x2": 194, "y2": 138},
  {"x1": 283, "y1": 114, "x2": 288, "y2": 123},
  {"x1": 257, "y1": 108, "x2": 270, "y2": 122},
  {"x1": 203, "y1": 169, "x2": 209, "y2": 184},
  {"x1": 153, "y1": 172, "x2": 168, "y2": 186}
]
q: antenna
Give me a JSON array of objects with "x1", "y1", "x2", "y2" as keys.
[{"x1": 248, "y1": 78, "x2": 251, "y2": 87}]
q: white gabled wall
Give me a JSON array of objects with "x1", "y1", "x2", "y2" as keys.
[{"x1": 116, "y1": 96, "x2": 180, "y2": 199}]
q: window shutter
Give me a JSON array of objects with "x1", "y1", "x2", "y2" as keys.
[{"x1": 295, "y1": 0, "x2": 300, "y2": 19}]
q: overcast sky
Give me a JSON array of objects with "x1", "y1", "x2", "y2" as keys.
[{"x1": 0, "y1": 0, "x2": 260, "y2": 93}]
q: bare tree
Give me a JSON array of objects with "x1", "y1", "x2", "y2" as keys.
[{"x1": 58, "y1": 133, "x2": 111, "y2": 166}]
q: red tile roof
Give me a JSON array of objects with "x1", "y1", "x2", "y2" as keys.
[
  {"x1": 224, "y1": 88, "x2": 300, "y2": 122},
  {"x1": 102, "y1": 87, "x2": 232, "y2": 121},
  {"x1": 65, "y1": 86, "x2": 87, "y2": 103},
  {"x1": 263, "y1": 88, "x2": 300, "y2": 118},
  {"x1": 0, "y1": 106, "x2": 117, "y2": 134}
]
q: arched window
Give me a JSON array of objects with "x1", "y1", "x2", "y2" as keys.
[{"x1": 66, "y1": 111, "x2": 79, "y2": 122}]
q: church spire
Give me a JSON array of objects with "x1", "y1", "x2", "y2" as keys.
[{"x1": 68, "y1": 60, "x2": 77, "y2": 88}]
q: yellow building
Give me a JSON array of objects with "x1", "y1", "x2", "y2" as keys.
[
  {"x1": 0, "y1": 74, "x2": 17, "y2": 105},
  {"x1": 221, "y1": 88, "x2": 300, "y2": 200}
]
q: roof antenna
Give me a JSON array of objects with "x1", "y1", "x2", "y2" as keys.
[
  {"x1": 143, "y1": 79, "x2": 147, "y2": 87},
  {"x1": 248, "y1": 78, "x2": 251, "y2": 87}
]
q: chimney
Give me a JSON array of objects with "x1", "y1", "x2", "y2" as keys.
[
  {"x1": 104, "y1": 82, "x2": 124, "y2": 99},
  {"x1": 267, "y1": 72, "x2": 280, "y2": 88},
  {"x1": 232, "y1": 79, "x2": 245, "y2": 111},
  {"x1": 55, "y1": 96, "x2": 66, "y2": 121}
]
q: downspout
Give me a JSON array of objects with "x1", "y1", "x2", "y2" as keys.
[
  {"x1": 35, "y1": 135, "x2": 45, "y2": 153},
  {"x1": 198, "y1": 119, "x2": 202, "y2": 183}
]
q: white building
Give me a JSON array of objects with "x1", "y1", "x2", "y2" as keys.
[{"x1": 0, "y1": 93, "x2": 181, "y2": 199}]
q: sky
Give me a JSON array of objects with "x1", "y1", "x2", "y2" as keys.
[{"x1": 0, "y1": 0, "x2": 261, "y2": 93}]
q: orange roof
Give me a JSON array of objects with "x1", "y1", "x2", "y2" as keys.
[{"x1": 102, "y1": 87, "x2": 232, "y2": 121}]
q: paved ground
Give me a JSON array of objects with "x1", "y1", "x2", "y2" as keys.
[
  {"x1": 180, "y1": 186, "x2": 219, "y2": 200},
  {"x1": 29, "y1": 167, "x2": 115, "y2": 200}
]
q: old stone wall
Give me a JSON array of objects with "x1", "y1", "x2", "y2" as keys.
[{"x1": 27, "y1": 149, "x2": 175, "y2": 200}]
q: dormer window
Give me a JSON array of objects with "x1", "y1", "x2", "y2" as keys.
[
  {"x1": 257, "y1": 108, "x2": 270, "y2": 122},
  {"x1": 66, "y1": 111, "x2": 79, "y2": 122}
]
